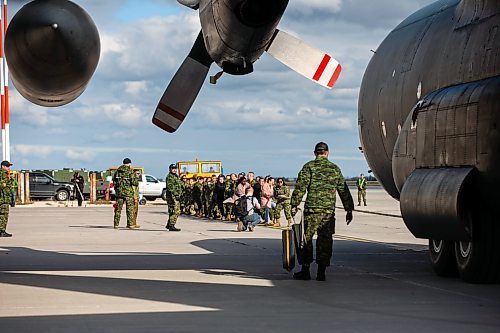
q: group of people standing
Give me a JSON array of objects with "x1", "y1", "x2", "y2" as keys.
[
  {"x1": 175, "y1": 170, "x2": 294, "y2": 230},
  {"x1": 112, "y1": 141, "x2": 357, "y2": 282}
]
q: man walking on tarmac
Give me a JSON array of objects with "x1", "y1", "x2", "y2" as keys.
[
  {"x1": 165, "y1": 163, "x2": 183, "y2": 231},
  {"x1": 113, "y1": 158, "x2": 140, "y2": 229},
  {"x1": 291, "y1": 142, "x2": 354, "y2": 281},
  {"x1": 0, "y1": 160, "x2": 14, "y2": 237}
]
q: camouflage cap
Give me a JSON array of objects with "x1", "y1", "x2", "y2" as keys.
[{"x1": 314, "y1": 142, "x2": 329, "y2": 153}]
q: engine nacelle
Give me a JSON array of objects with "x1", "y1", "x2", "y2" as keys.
[
  {"x1": 177, "y1": 0, "x2": 200, "y2": 9},
  {"x1": 5, "y1": 0, "x2": 100, "y2": 107}
]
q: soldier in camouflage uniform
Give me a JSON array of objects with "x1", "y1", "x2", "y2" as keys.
[
  {"x1": 165, "y1": 164, "x2": 183, "y2": 231},
  {"x1": 205, "y1": 175, "x2": 217, "y2": 219},
  {"x1": 291, "y1": 142, "x2": 354, "y2": 281},
  {"x1": 193, "y1": 176, "x2": 204, "y2": 217},
  {"x1": 113, "y1": 158, "x2": 140, "y2": 229},
  {"x1": 179, "y1": 175, "x2": 187, "y2": 214},
  {"x1": 274, "y1": 178, "x2": 293, "y2": 227},
  {"x1": 202, "y1": 177, "x2": 210, "y2": 217},
  {"x1": 224, "y1": 173, "x2": 237, "y2": 220},
  {"x1": 357, "y1": 173, "x2": 367, "y2": 206},
  {"x1": 0, "y1": 161, "x2": 13, "y2": 237},
  {"x1": 183, "y1": 178, "x2": 195, "y2": 215}
]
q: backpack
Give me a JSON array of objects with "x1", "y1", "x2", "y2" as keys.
[
  {"x1": 235, "y1": 195, "x2": 250, "y2": 218},
  {"x1": 112, "y1": 168, "x2": 129, "y2": 195}
]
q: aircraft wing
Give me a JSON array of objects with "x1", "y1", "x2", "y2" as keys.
[
  {"x1": 266, "y1": 29, "x2": 341, "y2": 89},
  {"x1": 152, "y1": 31, "x2": 213, "y2": 133}
]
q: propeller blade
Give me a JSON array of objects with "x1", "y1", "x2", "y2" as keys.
[
  {"x1": 153, "y1": 32, "x2": 213, "y2": 133},
  {"x1": 266, "y1": 29, "x2": 342, "y2": 89}
]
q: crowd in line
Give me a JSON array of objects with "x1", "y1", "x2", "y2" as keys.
[{"x1": 178, "y1": 171, "x2": 293, "y2": 231}]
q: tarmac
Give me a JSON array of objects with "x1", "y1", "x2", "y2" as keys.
[{"x1": 1, "y1": 188, "x2": 499, "y2": 332}]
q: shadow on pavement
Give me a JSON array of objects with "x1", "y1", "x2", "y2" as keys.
[{"x1": 1, "y1": 239, "x2": 500, "y2": 332}]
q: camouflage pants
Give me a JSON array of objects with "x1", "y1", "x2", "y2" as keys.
[
  {"x1": 358, "y1": 189, "x2": 366, "y2": 204},
  {"x1": 114, "y1": 197, "x2": 135, "y2": 227},
  {"x1": 275, "y1": 201, "x2": 292, "y2": 220},
  {"x1": 134, "y1": 198, "x2": 139, "y2": 222},
  {"x1": 0, "y1": 203, "x2": 9, "y2": 231},
  {"x1": 194, "y1": 197, "x2": 203, "y2": 214},
  {"x1": 167, "y1": 197, "x2": 181, "y2": 227},
  {"x1": 298, "y1": 212, "x2": 336, "y2": 266},
  {"x1": 224, "y1": 203, "x2": 234, "y2": 219}
]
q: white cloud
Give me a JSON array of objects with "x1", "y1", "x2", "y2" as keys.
[
  {"x1": 65, "y1": 149, "x2": 96, "y2": 162},
  {"x1": 14, "y1": 144, "x2": 53, "y2": 158},
  {"x1": 78, "y1": 103, "x2": 147, "y2": 128},
  {"x1": 200, "y1": 102, "x2": 352, "y2": 132},
  {"x1": 9, "y1": 92, "x2": 64, "y2": 127},
  {"x1": 292, "y1": 0, "x2": 342, "y2": 13},
  {"x1": 98, "y1": 13, "x2": 199, "y2": 80},
  {"x1": 102, "y1": 104, "x2": 147, "y2": 127},
  {"x1": 124, "y1": 81, "x2": 148, "y2": 96},
  {"x1": 93, "y1": 130, "x2": 137, "y2": 143}
]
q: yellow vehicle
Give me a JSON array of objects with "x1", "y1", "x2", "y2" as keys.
[
  {"x1": 107, "y1": 166, "x2": 144, "y2": 175},
  {"x1": 177, "y1": 160, "x2": 222, "y2": 179}
]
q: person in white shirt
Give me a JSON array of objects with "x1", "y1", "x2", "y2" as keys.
[{"x1": 237, "y1": 187, "x2": 261, "y2": 232}]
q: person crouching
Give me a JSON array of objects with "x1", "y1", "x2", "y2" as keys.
[{"x1": 237, "y1": 187, "x2": 261, "y2": 232}]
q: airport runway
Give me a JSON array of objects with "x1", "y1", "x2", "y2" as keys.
[{"x1": 1, "y1": 189, "x2": 499, "y2": 332}]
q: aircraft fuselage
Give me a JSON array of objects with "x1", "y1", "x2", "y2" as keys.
[{"x1": 358, "y1": 0, "x2": 500, "y2": 282}]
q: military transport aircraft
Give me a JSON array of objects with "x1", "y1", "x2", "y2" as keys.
[
  {"x1": 5, "y1": 0, "x2": 341, "y2": 133},
  {"x1": 359, "y1": 0, "x2": 500, "y2": 283},
  {"x1": 4, "y1": 0, "x2": 500, "y2": 283}
]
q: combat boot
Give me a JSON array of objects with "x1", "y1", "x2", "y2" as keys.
[
  {"x1": 293, "y1": 265, "x2": 311, "y2": 280},
  {"x1": 0, "y1": 231, "x2": 12, "y2": 237},
  {"x1": 316, "y1": 264, "x2": 327, "y2": 281},
  {"x1": 167, "y1": 225, "x2": 181, "y2": 232}
]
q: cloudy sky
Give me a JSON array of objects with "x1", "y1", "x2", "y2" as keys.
[{"x1": 6, "y1": 0, "x2": 435, "y2": 178}]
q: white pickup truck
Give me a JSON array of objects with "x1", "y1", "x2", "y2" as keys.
[{"x1": 107, "y1": 174, "x2": 167, "y2": 204}]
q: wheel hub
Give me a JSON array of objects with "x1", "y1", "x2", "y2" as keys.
[
  {"x1": 458, "y1": 241, "x2": 472, "y2": 258},
  {"x1": 432, "y1": 239, "x2": 443, "y2": 253}
]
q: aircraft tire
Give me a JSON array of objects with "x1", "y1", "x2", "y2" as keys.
[
  {"x1": 428, "y1": 239, "x2": 457, "y2": 277},
  {"x1": 454, "y1": 209, "x2": 500, "y2": 283}
]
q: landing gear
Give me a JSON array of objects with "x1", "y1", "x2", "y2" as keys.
[
  {"x1": 454, "y1": 239, "x2": 499, "y2": 283},
  {"x1": 428, "y1": 239, "x2": 457, "y2": 277},
  {"x1": 428, "y1": 210, "x2": 500, "y2": 283}
]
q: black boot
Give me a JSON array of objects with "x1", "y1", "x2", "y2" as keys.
[
  {"x1": 0, "y1": 231, "x2": 12, "y2": 237},
  {"x1": 316, "y1": 264, "x2": 327, "y2": 281},
  {"x1": 293, "y1": 265, "x2": 311, "y2": 280},
  {"x1": 166, "y1": 225, "x2": 181, "y2": 232}
]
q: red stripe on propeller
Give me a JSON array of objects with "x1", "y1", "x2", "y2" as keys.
[{"x1": 313, "y1": 54, "x2": 331, "y2": 81}]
